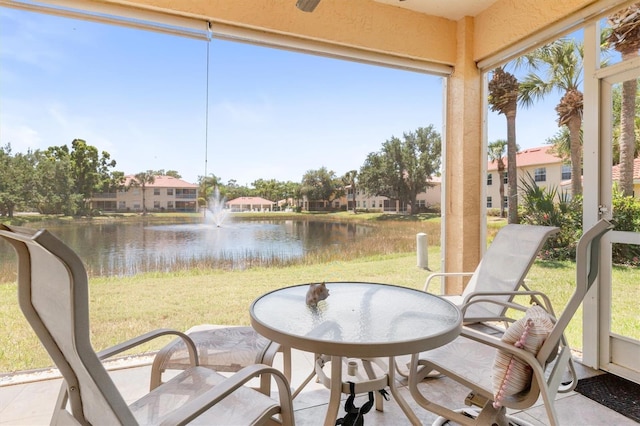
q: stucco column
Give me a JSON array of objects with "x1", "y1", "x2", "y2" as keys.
[{"x1": 443, "y1": 17, "x2": 482, "y2": 295}]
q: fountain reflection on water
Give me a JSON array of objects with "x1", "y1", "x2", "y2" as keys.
[{"x1": 0, "y1": 209, "x2": 374, "y2": 280}]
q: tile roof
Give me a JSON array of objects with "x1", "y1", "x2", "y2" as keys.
[
  {"x1": 488, "y1": 145, "x2": 562, "y2": 171},
  {"x1": 226, "y1": 197, "x2": 274, "y2": 205},
  {"x1": 124, "y1": 175, "x2": 198, "y2": 188},
  {"x1": 611, "y1": 157, "x2": 640, "y2": 181}
]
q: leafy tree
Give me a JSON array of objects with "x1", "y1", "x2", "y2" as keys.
[
  {"x1": 279, "y1": 181, "x2": 302, "y2": 210},
  {"x1": 252, "y1": 178, "x2": 280, "y2": 202},
  {"x1": 342, "y1": 170, "x2": 358, "y2": 214},
  {"x1": 0, "y1": 144, "x2": 13, "y2": 216},
  {"x1": 223, "y1": 179, "x2": 252, "y2": 201},
  {"x1": 358, "y1": 126, "x2": 441, "y2": 215},
  {"x1": 519, "y1": 39, "x2": 585, "y2": 197},
  {"x1": 33, "y1": 149, "x2": 77, "y2": 215},
  {"x1": 607, "y1": 3, "x2": 640, "y2": 196},
  {"x1": 105, "y1": 171, "x2": 126, "y2": 193},
  {"x1": 487, "y1": 139, "x2": 509, "y2": 218},
  {"x1": 153, "y1": 169, "x2": 182, "y2": 179},
  {"x1": 129, "y1": 170, "x2": 156, "y2": 215},
  {"x1": 545, "y1": 127, "x2": 574, "y2": 161},
  {"x1": 0, "y1": 145, "x2": 37, "y2": 217},
  {"x1": 198, "y1": 174, "x2": 222, "y2": 206},
  {"x1": 46, "y1": 139, "x2": 117, "y2": 215},
  {"x1": 488, "y1": 67, "x2": 520, "y2": 223},
  {"x1": 300, "y1": 167, "x2": 342, "y2": 210}
]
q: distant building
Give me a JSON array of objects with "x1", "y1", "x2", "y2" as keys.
[
  {"x1": 226, "y1": 197, "x2": 275, "y2": 212},
  {"x1": 346, "y1": 176, "x2": 441, "y2": 213},
  {"x1": 487, "y1": 146, "x2": 569, "y2": 209},
  {"x1": 487, "y1": 146, "x2": 639, "y2": 210},
  {"x1": 90, "y1": 175, "x2": 199, "y2": 213}
]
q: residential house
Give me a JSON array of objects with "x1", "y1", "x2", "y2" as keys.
[
  {"x1": 487, "y1": 146, "x2": 570, "y2": 209},
  {"x1": 347, "y1": 177, "x2": 442, "y2": 213},
  {"x1": 487, "y1": 146, "x2": 640, "y2": 210},
  {"x1": 91, "y1": 175, "x2": 199, "y2": 213},
  {"x1": 226, "y1": 197, "x2": 275, "y2": 212}
]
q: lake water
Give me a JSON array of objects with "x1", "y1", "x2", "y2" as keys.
[{"x1": 0, "y1": 217, "x2": 373, "y2": 279}]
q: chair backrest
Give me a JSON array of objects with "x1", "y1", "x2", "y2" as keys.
[
  {"x1": 537, "y1": 219, "x2": 614, "y2": 364},
  {"x1": 0, "y1": 225, "x2": 136, "y2": 425},
  {"x1": 503, "y1": 219, "x2": 614, "y2": 412},
  {"x1": 462, "y1": 224, "x2": 560, "y2": 319}
]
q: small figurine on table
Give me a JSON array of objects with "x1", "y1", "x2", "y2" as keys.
[{"x1": 306, "y1": 282, "x2": 329, "y2": 306}]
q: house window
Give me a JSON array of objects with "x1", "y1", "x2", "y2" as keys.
[
  {"x1": 487, "y1": 196, "x2": 493, "y2": 208},
  {"x1": 154, "y1": 201, "x2": 160, "y2": 209},
  {"x1": 562, "y1": 164, "x2": 571, "y2": 180},
  {"x1": 154, "y1": 188, "x2": 160, "y2": 195},
  {"x1": 534, "y1": 167, "x2": 546, "y2": 182},
  {"x1": 503, "y1": 196, "x2": 508, "y2": 208},
  {"x1": 176, "y1": 188, "x2": 196, "y2": 198},
  {"x1": 167, "y1": 201, "x2": 174, "y2": 209},
  {"x1": 503, "y1": 171, "x2": 508, "y2": 184},
  {"x1": 167, "y1": 188, "x2": 174, "y2": 196},
  {"x1": 487, "y1": 173, "x2": 493, "y2": 185},
  {"x1": 118, "y1": 201, "x2": 126, "y2": 209}
]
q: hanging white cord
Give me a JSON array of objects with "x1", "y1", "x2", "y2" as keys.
[{"x1": 203, "y1": 22, "x2": 212, "y2": 216}]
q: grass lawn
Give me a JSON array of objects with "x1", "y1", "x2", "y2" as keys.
[
  {"x1": 0, "y1": 213, "x2": 637, "y2": 373},
  {"x1": 1, "y1": 246, "x2": 638, "y2": 373}
]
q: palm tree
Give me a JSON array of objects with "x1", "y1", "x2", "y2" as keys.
[
  {"x1": 488, "y1": 66, "x2": 520, "y2": 223},
  {"x1": 519, "y1": 39, "x2": 584, "y2": 197},
  {"x1": 488, "y1": 139, "x2": 508, "y2": 218},
  {"x1": 129, "y1": 170, "x2": 156, "y2": 215},
  {"x1": 607, "y1": 3, "x2": 640, "y2": 197},
  {"x1": 342, "y1": 170, "x2": 358, "y2": 214}
]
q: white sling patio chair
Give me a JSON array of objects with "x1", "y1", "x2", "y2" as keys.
[
  {"x1": 424, "y1": 224, "x2": 560, "y2": 324},
  {"x1": 408, "y1": 219, "x2": 614, "y2": 426},
  {"x1": 395, "y1": 224, "x2": 560, "y2": 378},
  {"x1": 0, "y1": 224, "x2": 295, "y2": 426},
  {"x1": 150, "y1": 324, "x2": 292, "y2": 395}
]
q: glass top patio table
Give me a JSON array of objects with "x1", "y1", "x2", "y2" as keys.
[
  {"x1": 251, "y1": 282, "x2": 461, "y2": 425},
  {"x1": 250, "y1": 281, "x2": 462, "y2": 359}
]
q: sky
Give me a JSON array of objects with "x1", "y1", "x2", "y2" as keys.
[{"x1": 0, "y1": 7, "x2": 566, "y2": 185}]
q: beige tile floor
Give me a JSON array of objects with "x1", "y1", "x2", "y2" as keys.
[{"x1": 0, "y1": 350, "x2": 635, "y2": 425}]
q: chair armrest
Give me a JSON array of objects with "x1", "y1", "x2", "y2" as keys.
[
  {"x1": 460, "y1": 326, "x2": 542, "y2": 367},
  {"x1": 97, "y1": 328, "x2": 198, "y2": 366},
  {"x1": 424, "y1": 271, "x2": 473, "y2": 293},
  {"x1": 158, "y1": 364, "x2": 293, "y2": 426},
  {"x1": 460, "y1": 326, "x2": 554, "y2": 395},
  {"x1": 463, "y1": 290, "x2": 556, "y2": 317}
]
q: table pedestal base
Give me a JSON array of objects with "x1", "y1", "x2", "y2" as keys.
[{"x1": 315, "y1": 355, "x2": 422, "y2": 426}]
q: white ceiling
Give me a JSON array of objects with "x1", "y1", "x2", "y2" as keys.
[{"x1": 373, "y1": 0, "x2": 500, "y2": 21}]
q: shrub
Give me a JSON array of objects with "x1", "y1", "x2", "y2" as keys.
[
  {"x1": 519, "y1": 174, "x2": 582, "y2": 261},
  {"x1": 611, "y1": 188, "x2": 640, "y2": 267},
  {"x1": 520, "y1": 175, "x2": 640, "y2": 266}
]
